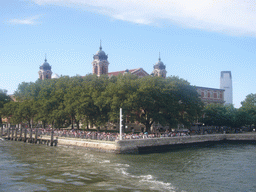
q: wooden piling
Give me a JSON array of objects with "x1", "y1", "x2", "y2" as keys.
[
  {"x1": 50, "y1": 129, "x2": 54, "y2": 146},
  {"x1": 11, "y1": 128, "x2": 14, "y2": 140},
  {"x1": 3, "y1": 126, "x2": 57, "y2": 147},
  {"x1": 7, "y1": 128, "x2": 10, "y2": 140},
  {"x1": 15, "y1": 128, "x2": 18, "y2": 141},
  {"x1": 35, "y1": 128, "x2": 38, "y2": 144},
  {"x1": 30, "y1": 128, "x2": 33, "y2": 143},
  {"x1": 24, "y1": 128, "x2": 27, "y2": 142},
  {"x1": 55, "y1": 137, "x2": 58, "y2": 146},
  {"x1": 20, "y1": 128, "x2": 23, "y2": 141}
]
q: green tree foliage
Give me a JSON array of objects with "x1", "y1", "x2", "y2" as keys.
[
  {"x1": 1, "y1": 101, "x2": 20, "y2": 124},
  {"x1": 0, "y1": 89, "x2": 12, "y2": 124},
  {"x1": 104, "y1": 75, "x2": 202, "y2": 132},
  {"x1": 162, "y1": 76, "x2": 203, "y2": 128},
  {"x1": 240, "y1": 93, "x2": 256, "y2": 128},
  {"x1": 201, "y1": 103, "x2": 239, "y2": 129},
  {"x1": 9, "y1": 74, "x2": 203, "y2": 131},
  {"x1": 16, "y1": 100, "x2": 37, "y2": 128}
]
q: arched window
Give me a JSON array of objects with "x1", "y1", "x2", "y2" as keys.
[
  {"x1": 94, "y1": 66, "x2": 98, "y2": 74},
  {"x1": 102, "y1": 66, "x2": 105, "y2": 74}
]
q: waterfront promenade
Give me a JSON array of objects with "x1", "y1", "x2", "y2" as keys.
[
  {"x1": 40, "y1": 132, "x2": 256, "y2": 153},
  {"x1": 1, "y1": 127, "x2": 256, "y2": 154}
]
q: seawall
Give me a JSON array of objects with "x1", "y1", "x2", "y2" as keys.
[
  {"x1": 3, "y1": 133, "x2": 256, "y2": 153},
  {"x1": 56, "y1": 137, "x2": 117, "y2": 153},
  {"x1": 115, "y1": 134, "x2": 256, "y2": 154}
]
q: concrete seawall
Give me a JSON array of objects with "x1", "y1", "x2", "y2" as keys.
[
  {"x1": 56, "y1": 137, "x2": 117, "y2": 153},
  {"x1": 55, "y1": 133, "x2": 256, "y2": 154},
  {"x1": 115, "y1": 134, "x2": 256, "y2": 154}
]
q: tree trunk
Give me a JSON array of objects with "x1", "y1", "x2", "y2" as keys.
[
  {"x1": 71, "y1": 117, "x2": 74, "y2": 129},
  {"x1": 145, "y1": 121, "x2": 151, "y2": 133},
  {"x1": 76, "y1": 120, "x2": 79, "y2": 130}
]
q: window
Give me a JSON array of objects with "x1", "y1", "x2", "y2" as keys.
[
  {"x1": 94, "y1": 66, "x2": 98, "y2": 74},
  {"x1": 201, "y1": 92, "x2": 204, "y2": 97},
  {"x1": 214, "y1": 92, "x2": 217, "y2": 98}
]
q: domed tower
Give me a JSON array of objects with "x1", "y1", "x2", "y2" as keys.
[
  {"x1": 92, "y1": 41, "x2": 109, "y2": 76},
  {"x1": 38, "y1": 57, "x2": 52, "y2": 80},
  {"x1": 152, "y1": 53, "x2": 167, "y2": 78}
]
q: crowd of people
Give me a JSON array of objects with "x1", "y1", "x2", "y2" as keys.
[
  {"x1": 2, "y1": 127, "x2": 190, "y2": 141},
  {"x1": 37, "y1": 128, "x2": 190, "y2": 141}
]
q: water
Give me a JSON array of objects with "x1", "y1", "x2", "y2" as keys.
[{"x1": 0, "y1": 139, "x2": 256, "y2": 192}]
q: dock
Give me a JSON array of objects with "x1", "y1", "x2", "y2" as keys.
[
  {"x1": 1, "y1": 127, "x2": 58, "y2": 146},
  {"x1": 1, "y1": 127, "x2": 256, "y2": 153}
]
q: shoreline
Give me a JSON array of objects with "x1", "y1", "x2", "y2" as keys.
[
  {"x1": 2, "y1": 133, "x2": 256, "y2": 154},
  {"x1": 42, "y1": 133, "x2": 256, "y2": 154}
]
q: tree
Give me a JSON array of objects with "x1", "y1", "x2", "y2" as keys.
[
  {"x1": 240, "y1": 93, "x2": 256, "y2": 128},
  {"x1": 1, "y1": 101, "x2": 21, "y2": 124},
  {"x1": 84, "y1": 74, "x2": 110, "y2": 128},
  {"x1": 14, "y1": 82, "x2": 34, "y2": 101},
  {"x1": 161, "y1": 76, "x2": 203, "y2": 128},
  {"x1": 103, "y1": 73, "x2": 138, "y2": 123},
  {"x1": 201, "y1": 103, "x2": 239, "y2": 131},
  {"x1": 0, "y1": 89, "x2": 12, "y2": 124},
  {"x1": 63, "y1": 76, "x2": 84, "y2": 129},
  {"x1": 16, "y1": 100, "x2": 37, "y2": 128},
  {"x1": 201, "y1": 103, "x2": 227, "y2": 127},
  {"x1": 128, "y1": 76, "x2": 165, "y2": 132}
]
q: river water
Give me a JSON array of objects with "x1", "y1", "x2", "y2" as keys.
[{"x1": 0, "y1": 139, "x2": 256, "y2": 192}]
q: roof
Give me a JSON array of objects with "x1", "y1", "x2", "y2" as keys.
[
  {"x1": 108, "y1": 68, "x2": 149, "y2": 77},
  {"x1": 108, "y1": 69, "x2": 138, "y2": 76},
  {"x1": 195, "y1": 86, "x2": 225, "y2": 91}
]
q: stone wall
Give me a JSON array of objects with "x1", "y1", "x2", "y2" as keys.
[
  {"x1": 115, "y1": 134, "x2": 256, "y2": 154},
  {"x1": 54, "y1": 134, "x2": 256, "y2": 154},
  {"x1": 57, "y1": 137, "x2": 117, "y2": 153}
]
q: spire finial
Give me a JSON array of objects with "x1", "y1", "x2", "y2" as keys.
[
  {"x1": 159, "y1": 52, "x2": 161, "y2": 61},
  {"x1": 99, "y1": 39, "x2": 102, "y2": 51},
  {"x1": 45, "y1": 54, "x2": 47, "y2": 62}
]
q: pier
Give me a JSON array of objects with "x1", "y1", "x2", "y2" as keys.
[
  {"x1": 1, "y1": 127, "x2": 58, "y2": 146},
  {"x1": 1, "y1": 126, "x2": 256, "y2": 153}
]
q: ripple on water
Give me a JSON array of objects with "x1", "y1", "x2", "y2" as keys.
[
  {"x1": 46, "y1": 178, "x2": 66, "y2": 184},
  {"x1": 114, "y1": 166, "x2": 176, "y2": 192},
  {"x1": 70, "y1": 181, "x2": 85, "y2": 186}
]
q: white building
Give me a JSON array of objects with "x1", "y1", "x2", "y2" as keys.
[{"x1": 220, "y1": 71, "x2": 233, "y2": 105}]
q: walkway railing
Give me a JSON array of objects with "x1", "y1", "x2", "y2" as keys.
[{"x1": 1, "y1": 127, "x2": 236, "y2": 142}]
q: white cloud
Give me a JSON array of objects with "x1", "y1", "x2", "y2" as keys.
[
  {"x1": 8, "y1": 15, "x2": 41, "y2": 25},
  {"x1": 31, "y1": 0, "x2": 256, "y2": 36}
]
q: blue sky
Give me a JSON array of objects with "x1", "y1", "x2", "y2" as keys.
[{"x1": 0, "y1": 0, "x2": 255, "y2": 108}]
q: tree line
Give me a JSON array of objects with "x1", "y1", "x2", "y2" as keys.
[
  {"x1": 201, "y1": 94, "x2": 256, "y2": 130},
  {"x1": 0, "y1": 74, "x2": 203, "y2": 132},
  {"x1": 1, "y1": 74, "x2": 255, "y2": 132}
]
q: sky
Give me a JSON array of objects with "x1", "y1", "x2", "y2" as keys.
[{"x1": 0, "y1": 0, "x2": 255, "y2": 108}]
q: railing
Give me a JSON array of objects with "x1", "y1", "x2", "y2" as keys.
[
  {"x1": 0, "y1": 127, "x2": 192, "y2": 141},
  {"x1": 3, "y1": 127, "x2": 249, "y2": 142}
]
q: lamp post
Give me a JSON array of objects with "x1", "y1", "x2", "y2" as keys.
[{"x1": 120, "y1": 108, "x2": 123, "y2": 140}]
